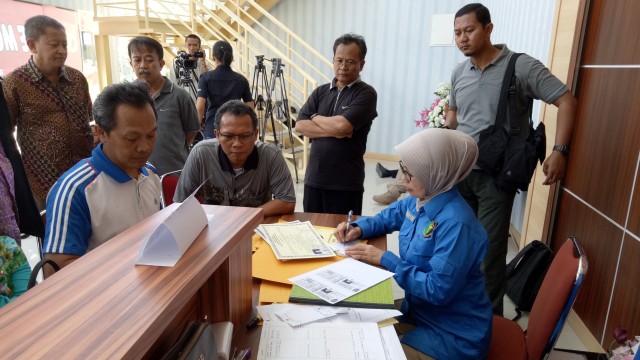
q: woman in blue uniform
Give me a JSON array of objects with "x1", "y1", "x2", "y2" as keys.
[{"x1": 336, "y1": 128, "x2": 493, "y2": 360}]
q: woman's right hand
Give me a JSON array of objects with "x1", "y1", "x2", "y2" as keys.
[{"x1": 333, "y1": 222, "x2": 363, "y2": 242}]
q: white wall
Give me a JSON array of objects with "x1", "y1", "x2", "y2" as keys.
[
  {"x1": 254, "y1": 0, "x2": 558, "y2": 232},
  {"x1": 254, "y1": 0, "x2": 556, "y2": 155}
]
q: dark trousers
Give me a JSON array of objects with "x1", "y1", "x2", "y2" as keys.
[
  {"x1": 303, "y1": 185, "x2": 363, "y2": 215},
  {"x1": 457, "y1": 170, "x2": 516, "y2": 316}
]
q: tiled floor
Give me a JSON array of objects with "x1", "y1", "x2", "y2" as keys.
[{"x1": 22, "y1": 156, "x2": 593, "y2": 354}]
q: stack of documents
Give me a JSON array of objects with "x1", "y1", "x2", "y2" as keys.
[
  {"x1": 289, "y1": 258, "x2": 394, "y2": 305},
  {"x1": 256, "y1": 303, "x2": 406, "y2": 360},
  {"x1": 255, "y1": 221, "x2": 335, "y2": 260},
  {"x1": 289, "y1": 278, "x2": 395, "y2": 309},
  {"x1": 252, "y1": 222, "x2": 406, "y2": 359}
]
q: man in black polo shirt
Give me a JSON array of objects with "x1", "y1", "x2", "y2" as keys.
[{"x1": 295, "y1": 33, "x2": 378, "y2": 215}]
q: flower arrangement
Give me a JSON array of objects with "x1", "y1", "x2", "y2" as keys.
[
  {"x1": 608, "y1": 325, "x2": 639, "y2": 360},
  {"x1": 415, "y1": 82, "x2": 451, "y2": 128}
]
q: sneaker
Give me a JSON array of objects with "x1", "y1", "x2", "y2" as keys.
[{"x1": 373, "y1": 190, "x2": 401, "y2": 205}]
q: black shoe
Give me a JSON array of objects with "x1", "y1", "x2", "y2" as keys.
[{"x1": 376, "y1": 163, "x2": 397, "y2": 178}]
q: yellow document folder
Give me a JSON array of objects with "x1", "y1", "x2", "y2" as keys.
[
  {"x1": 258, "y1": 280, "x2": 292, "y2": 304},
  {"x1": 252, "y1": 241, "x2": 339, "y2": 284}
]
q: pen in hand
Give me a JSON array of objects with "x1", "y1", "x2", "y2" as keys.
[{"x1": 344, "y1": 210, "x2": 353, "y2": 240}]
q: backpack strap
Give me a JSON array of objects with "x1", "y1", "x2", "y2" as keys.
[{"x1": 494, "y1": 53, "x2": 523, "y2": 136}]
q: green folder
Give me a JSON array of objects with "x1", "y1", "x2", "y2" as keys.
[{"x1": 289, "y1": 278, "x2": 395, "y2": 309}]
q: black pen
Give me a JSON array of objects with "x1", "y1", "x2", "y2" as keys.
[{"x1": 344, "y1": 210, "x2": 353, "y2": 239}]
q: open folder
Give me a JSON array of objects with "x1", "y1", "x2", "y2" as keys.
[{"x1": 135, "y1": 195, "x2": 209, "y2": 267}]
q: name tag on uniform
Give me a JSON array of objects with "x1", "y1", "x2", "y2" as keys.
[{"x1": 405, "y1": 210, "x2": 415, "y2": 222}]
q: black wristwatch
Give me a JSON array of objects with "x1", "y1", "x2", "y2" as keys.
[{"x1": 553, "y1": 145, "x2": 570, "y2": 156}]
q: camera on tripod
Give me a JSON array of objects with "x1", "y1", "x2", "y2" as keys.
[{"x1": 176, "y1": 50, "x2": 205, "y2": 70}]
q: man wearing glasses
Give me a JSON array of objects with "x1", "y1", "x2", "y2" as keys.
[
  {"x1": 295, "y1": 33, "x2": 378, "y2": 215},
  {"x1": 174, "y1": 100, "x2": 295, "y2": 217}
]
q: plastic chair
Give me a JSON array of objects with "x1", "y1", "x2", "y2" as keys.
[
  {"x1": 160, "y1": 169, "x2": 182, "y2": 208},
  {"x1": 487, "y1": 237, "x2": 588, "y2": 360}
]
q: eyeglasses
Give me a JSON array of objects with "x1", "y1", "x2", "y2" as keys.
[
  {"x1": 218, "y1": 132, "x2": 255, "y2": 142},
  {"x1": 399, "y1": 160, "x2": 413, "y2": 182},
  {"x1": 333, "y1": 58, "x2": 359, "y2": 69}
]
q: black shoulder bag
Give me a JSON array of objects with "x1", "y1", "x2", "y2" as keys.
[{"x1": 477, "y1": 53, "x2": 546, "y2": 192}]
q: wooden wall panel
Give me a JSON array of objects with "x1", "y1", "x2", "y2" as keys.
[
  {"x1": 553, "y1": 191, "x2": 623, "y2": 341},
  {"x1": 580, "y1": 0, "x2": 640, "y2": 64},
  {"x1": 563, "y1": 69, "x2": 640, "y2": 225},
  {"x1": 605, "y1": 237, "x2": 640, "y2": 346},
  {"x1": 627, "y1": 172, "x2": 640, "y2": 237},
  {"x1": 548, "y1": 0, "x2": 640, "y2": 347}
]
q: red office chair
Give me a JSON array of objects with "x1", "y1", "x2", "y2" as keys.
[
  {"x1": 160, "y1": 169, "x2": 182, "y2": 208},
  {"x1": 487, "y1": 237, "x2": 588, "y2": 360}
]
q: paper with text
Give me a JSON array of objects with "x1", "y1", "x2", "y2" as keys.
[
  {"x1": 289, "y1": 258, "x2": 394, "y2": 304},
  {"x1": 135, "y1": 195, "x2": 208, "y2": 266},
  {"x1": 380, "y1": 324, "x2": 408, "y2": 360},
  {"x1": 258, "y1": 221, "x2": 335, "y2": 260},
  {"x1": 257, "y1": 303, "x2": 401, "y2": 326},
  {"x1": 257, "y1": 322, "x2": 386, "y2": 360},
  {"x1": 274, "y1": 305, "x2": 345, "y2": 327}
]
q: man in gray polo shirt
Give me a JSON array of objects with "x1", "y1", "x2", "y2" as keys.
[
  {"x1": 174, "y1": 100, "x2": 295, "y2": 217},
  {"x1": 446, "y1": 3, "x2": 577, "y2": 315},
  {"x1": 128, "y1": 36, "x2": 199, "y2": 175}
]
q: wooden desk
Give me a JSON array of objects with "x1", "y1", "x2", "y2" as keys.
[
  {"x1": 232, "y1": 212, "x2": 388, "y2": 359},
  {"x1": 0, "y1": 205, "x2": 262, "y2": 359}
]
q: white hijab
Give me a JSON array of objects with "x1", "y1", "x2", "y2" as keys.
[{"x1": 395, "y1": 128, "x2": 478, "y2": 204}]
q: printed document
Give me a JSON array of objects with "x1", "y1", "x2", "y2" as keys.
[
  {"x1": 257, "y1": 221, "x2": 335, "y2": 260},
  {"x1": 289, "y1": 258, "x2": 394, "y2": 304},
  {"x1": 257, "y1": 322, "x2": 386, "y2": 360},
  {"x1": 257, "y1": 303, "x2": 402, "y2": 326}
]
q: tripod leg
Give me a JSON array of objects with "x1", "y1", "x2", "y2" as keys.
[
  {"x1": 265, "y1": 101, "x2": 279, "y2": 146},
  {"x1": 276, "y1": 74, "x2": 299, "y2": 183}
]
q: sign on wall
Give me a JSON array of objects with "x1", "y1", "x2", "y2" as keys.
[{"x1": 0, "y1": 0, "x2": 82, "y2": 76}]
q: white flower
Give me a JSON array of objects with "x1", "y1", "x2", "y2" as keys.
[{"x1": 416, "y1": 82, "x2": 452, "y2": 128}]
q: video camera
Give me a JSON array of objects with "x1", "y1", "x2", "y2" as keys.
[{"x1": 175, "y1": 50, "x2": 205, "y2": 70}]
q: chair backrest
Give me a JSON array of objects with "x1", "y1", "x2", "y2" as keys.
[
  {"x1": 526, "y1": 237, "x2": 588, "y2": 360},
  {"x1": 160, "y1": 169, "x2": 182, "y2": 208},
  {"x1": 36, "y1": 210, "x2": 46, "y2": 259}
]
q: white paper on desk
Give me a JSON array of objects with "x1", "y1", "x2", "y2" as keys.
[
  {"x1": 289, "y1": 257, "x2": 394, "y2": 304},
  {"x1": 258, "y1": 221, "x2": 335, "y2": 260},
  {"x1": 257, "y1": 322, "x2": 386, "y2": 360},
  {"x1": 135, "y1": 194, "x2": 208, "y2": 266},
  {"x1": 257, "y1": 303, "x2": 401, "y2": 326},
  {"x1": 254, "y1": 220, "x2": 300, "y2": 242},
  {"x1": 329, "y1": 240, "x2": 359, "y2": 256},
  {"x1": 380, "y1": 324, "x2": 408, "y2": 360},
  {"x1": 274, "y1": 305, "x2": 345, "y2": 327},
  {"x1": 326, "y1": 308, "x2": 403, "y2": 324}
]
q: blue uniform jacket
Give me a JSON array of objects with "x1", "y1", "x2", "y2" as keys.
[{"x1": 354, "y1": 187, "x2": 492, "y2": 360}]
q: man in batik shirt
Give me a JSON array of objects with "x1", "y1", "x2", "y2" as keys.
[{"x1": 2, "y1": 15, "x2": 93, "y2": 210}]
